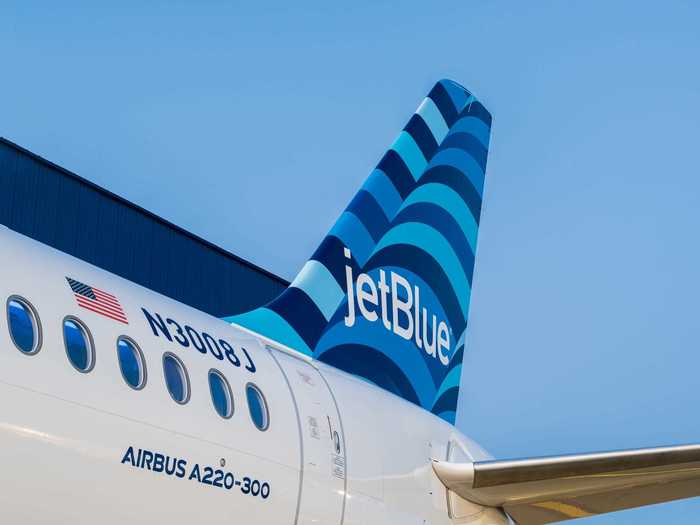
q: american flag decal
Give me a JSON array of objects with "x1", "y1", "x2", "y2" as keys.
[{"x1": 66, "y1": 278, "x2": 128, "y2": 324}]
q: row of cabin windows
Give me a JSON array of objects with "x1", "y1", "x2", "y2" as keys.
[{"x1": 6, "y1": 296, "x2": 269, "y2": 431}]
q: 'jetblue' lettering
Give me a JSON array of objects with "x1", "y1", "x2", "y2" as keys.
[{"x1": 343, "y1": 248, "x2": 450, "y2": 365}]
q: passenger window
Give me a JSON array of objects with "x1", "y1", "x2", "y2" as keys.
[
  {"x1": 163, "y1": 353, "x2": 189, "y2": 404},
  {"x1": 117, "y1": 337, "x2": 146, "y2": 390},
  {"x1": 246, "y1": 383, "x2": 269, "y2": 431},
  {"x1": 7, "y1": 296, "x2": 41, "y2": 354},
  {"x1": 63, "y1": 317, "x2": 95, "y2": 372},
  {"x1": 208, "y1": 369, "x2": 233, "y2": 419}
]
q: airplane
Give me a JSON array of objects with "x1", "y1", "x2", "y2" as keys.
[{"x1": 1, "y1": 79, "x2": 699, "y2": 525}]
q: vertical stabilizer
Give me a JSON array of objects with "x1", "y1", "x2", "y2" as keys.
[{"x1": 228, "y1": 80, "x2": 492, "y2": 423}]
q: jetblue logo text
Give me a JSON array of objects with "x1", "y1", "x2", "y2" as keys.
[{"x1": 343, "y1": 248, "x2": 450, "y2": 366}]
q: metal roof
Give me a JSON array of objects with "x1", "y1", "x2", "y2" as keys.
[{"x1": 0, "y1": 137, "x2": 288, "y2": 317}]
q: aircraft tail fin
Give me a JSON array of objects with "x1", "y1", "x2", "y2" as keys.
[{"x1": 228, "y1": 79, "x2": 492, "y2": 423}]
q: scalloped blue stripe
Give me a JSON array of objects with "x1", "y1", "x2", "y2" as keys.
[
  {"x1": 434, "y1": 364, "x2": 462, "y2": 403},
  {"x1": 440, "y1": 79, "x2": 473, "y2": 112},
  {"x1": 372, "y1": 222, "x2": 470, "y2": 317},
  {"x1": 290, "y1": 260, "x2": 345, "y2": 321},
  {"x1": 390, "y1": 131, "x2": 427, "y2": 180},
  {"x1": 329, "y1": 211, "x2": 375, "y2": 265},
  {"x1": 401, "y1": 183, "x2": 478, "y2": 254},
  {"x1": 315, "y1": 319, "x2": 437, "y2": 408},
  {"x1": 436, "y1": 410, "x2": 456, "y2": 424},
  {"x1": 363, "y1": 169, "x2": 403, "y2": 220},
  {"x1": 447, "y1": 116, "x2": 491, "y2": 149},
  {"x1": 226, "y1": 308, "x2": 311, "y2": 355},
  {"x1": 427, "y1": 148, "x2": 485, "y2": 196},
  {"x1": 416, "y1": 98, "x2": 449, "y2": 144}
]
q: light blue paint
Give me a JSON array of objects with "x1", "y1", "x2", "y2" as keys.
[
  {"x1": 290, "y1": 259, "x2": 345, "y2": 320},
  {"x1": 401, "y1": 183, "x2": 479, "y2": 254},
  {"x1": 329, "y1": 211, "x2": 376, "y2": 264},
  {"x1": 390, "y1": 130, "x2": 427, "y2": 180},
  {"x1": 416, "y1": 97, "x2": 449, "y2": 144},
  {"x1": 227, "y1": 308, "x2": 311, "y2": 355},
  {"x1": 455, "y1": 325, "x2": 467, "y2": 351},
  {"x1": 373, "y1": 221, "x2": 470, "y2": 317},
  {"x1": 428, "y1": 148, "x2": 485, "y2": 196},
  {"x1": 363, "y1": 169, "x2": 403, "y2": 219},
  {"x1": 434, "y1": 364, "x2": 462, "y2": 402}
]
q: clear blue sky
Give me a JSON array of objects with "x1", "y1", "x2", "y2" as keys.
[{"x1": 3, "y1": 2, "x2": 700, "y2": 522}]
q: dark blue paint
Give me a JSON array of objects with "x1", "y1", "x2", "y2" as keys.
[
  {"x1": 403, "y1": 114, "x2": 439, "y2": 160},
  {"x1": 345, "y1": 190, "x2": 389, "y2": 242}
]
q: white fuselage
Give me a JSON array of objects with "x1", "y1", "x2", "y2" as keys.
[{"x1": 0, "y1": 227, "x2": 508, "y2": 525}]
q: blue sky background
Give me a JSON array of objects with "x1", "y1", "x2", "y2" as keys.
[{"x1": 2, "y1": 1, "x2": 700, "y2": 522}]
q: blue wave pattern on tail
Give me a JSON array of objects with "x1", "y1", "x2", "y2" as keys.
[{"x1": 227, "y1": 80, "x2": 492, "y2": 423}]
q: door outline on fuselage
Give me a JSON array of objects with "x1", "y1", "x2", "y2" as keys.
[{"x1": 267, "y1": 345, "x2": 347, "y2": 525}]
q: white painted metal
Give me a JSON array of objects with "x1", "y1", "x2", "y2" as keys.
[
  {"x1": 0, "y1": 226, "x2": 508, "y2": 525},
  {"x1": 271, "y1": 349, "x2": 346, "y2": 525}
]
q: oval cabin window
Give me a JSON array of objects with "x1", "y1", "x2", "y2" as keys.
[
  {"x1": 163, "y1": 353, "x2": 189, "y2": 404},
  {"x1": 117, "y1": 337, "x2": 146, "y2": 390},
  {"x1": 63, "y1": 317, "x2": 95, "y2": 372},
  {"x1": 208, "y1": 369, "x2": 233, "y2": 419},
  {"x1": 7, "y1": 297, "x2": 41, "y2": 354},
  {"x1": 246, "y1": 383, "x2": 269, "y2": 431}
]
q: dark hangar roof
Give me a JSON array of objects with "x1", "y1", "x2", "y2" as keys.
[{"x1": 0, "y1": 137, "x2": 288, "y2": 317}]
